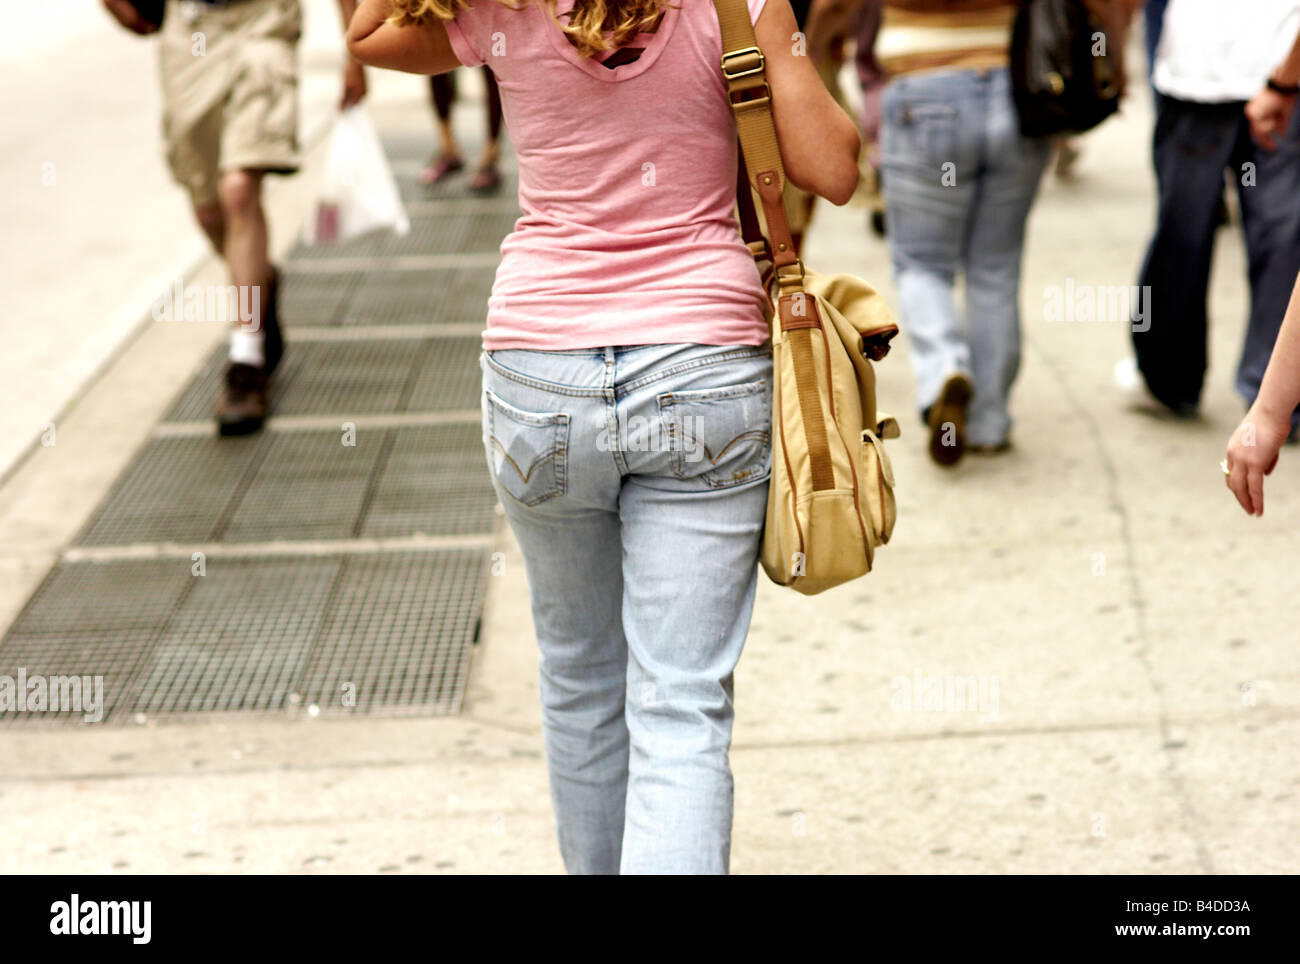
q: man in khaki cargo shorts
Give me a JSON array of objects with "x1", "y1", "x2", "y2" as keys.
[{"x1": 105, "y1": 0, "x2": 366, "y2": 434}]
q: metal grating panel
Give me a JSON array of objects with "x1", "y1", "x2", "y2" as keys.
[
  {"x1": 163, "y1": 340, "x2": 313, "y2": 423},
  {"x1": 164, "y1": 337, "x2": 434, "y2": 423},
  {"x1": 6, "y1": 559, "x2": 191, "y2": 636},
  {"x1": 0, "y1": 132, "x2": 508, "y2": 726},
  {"x1": 293, "y1": 212, "x2": 518, "y2": 260},
  {"x1": 0, "y1": 631, "x2": 161, "y2": 726},
  {"x1": 295, "y1": 549, "x2": 488, "y2": 716},
  {"x1": 123, "y1": 556, "x2": 342, "y2": 716},
  {"x1": 220, "y1": 430, "x2": 385, "y2": 543},
  {"x1": 76, "y1": 435, "x2": 265, "y2": 546},
  {"x1": 361, "y1": 424, "x2": 496, "y2": 539},
  {"x1": 0, "y1": 561, "x2": 191, "y2": 725},
  {"x1": 406, "y1": 336, "x2": 485, "y2": 412},
  {"x1": 341, "y1": 266, "x2": 497, "y2": 326},
  {"x1": 0, "y1": 550, "x2": 490, "y2": 725},
  {"x1": 271, "y1": 339, "x2": 421, "y2": 417},
  {"x1": 278, "y1": 269, "x2": 363, "y2": 327},
  {"x1": 74, "y1": 427, "x2": 494, "y2": 550}
]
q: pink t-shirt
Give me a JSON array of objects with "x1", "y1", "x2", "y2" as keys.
[{"x1": 445, "y1": 0, "x2": 770, "y2": 350}]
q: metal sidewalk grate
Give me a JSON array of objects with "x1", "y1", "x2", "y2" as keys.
[
  {"x1": 361, "y1": 424, "x2": 496, "y2": 538},
  {"x1": 0, "y1": 550, "x2": 488, "y2": 725},
  {"x1": 279, "y1": 268, "x2": 364, "y2": 326},
  {"x1": 341, "y1": 265, "x2": 498, "y2": 326},
  {"x1": 74, "y1": 424, "x2": 496, "y2": 548},
  {"x1": 291, "y1": 212, "x2": 518, "y2": 261},
  {"x1": 74, "y1": 434, "x2": 265, "y2": 547},
  {"x1": 294, "y1": 548, "x2": 487, "y2": 716},
  {"x1": 162, "y1": 334, "x2": 484, "y2": 423},
  {"x1": 0, "y1": 135, "x2": 507, "y2": 726}
]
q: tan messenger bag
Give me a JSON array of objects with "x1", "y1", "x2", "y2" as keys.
[{"x1": 712, "y1": 0, "x2": 901, "y2": 595}]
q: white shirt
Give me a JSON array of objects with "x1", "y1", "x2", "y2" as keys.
[{"x1": 1153, "y1": 0, "x2": 1300, "y2": 102}]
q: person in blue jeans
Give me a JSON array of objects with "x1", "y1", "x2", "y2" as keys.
[
  {"x1": 349, "y1": 0, "x2": 860, "y2": 873},
  {"x1": 879, "y1": 29, "x2": 1050, "y2": 464},
  {"x1": 480, "y1": 344, "x2": 773, "y2": 873}
]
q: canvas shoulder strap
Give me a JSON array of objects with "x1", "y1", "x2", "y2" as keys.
[{"x1": 711, "y1": 0, "x2": 805, "y2": 297}]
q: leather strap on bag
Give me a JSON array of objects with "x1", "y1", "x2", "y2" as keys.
[
  {"x1": 712, "y1": 0, "x2": 837, "y2": 491},
  {"x1": 711, "y1": 0, "x2": 803, "y2": 294}
]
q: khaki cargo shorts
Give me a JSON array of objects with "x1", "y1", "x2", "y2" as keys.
[{"x1": 159, "y1": 0, "x2": 303, "y2": 206}]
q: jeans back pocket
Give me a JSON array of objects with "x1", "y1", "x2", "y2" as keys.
[
  {"x1": 484, "y1": 388, "x2": 569, "y2": 506},
  {"x1": 657, "y1": 379, "x2": 771, "y2": 488}
]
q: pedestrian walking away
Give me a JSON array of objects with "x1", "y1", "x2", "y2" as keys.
[
  {"x1": 1125, "y1": 0, "x2": 1300, "y2": 427},
  {"x1": 876, "y1": 0, "x2": 1054, "y2": 465},
  {"x1": 347, "y1": 0, "x2": 860, "y2": 874},
  {"x1": 103, "y1": 0, "x2": 369, "y2": 435}
]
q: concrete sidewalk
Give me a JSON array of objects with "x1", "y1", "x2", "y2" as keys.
[{"x1": 1, "y1": 66, "x2": 1297, "y2": 874}]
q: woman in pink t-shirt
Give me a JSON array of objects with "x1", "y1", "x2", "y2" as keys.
[{"x1": 349, "y1": 0, "x2": 859, "y2": 874}]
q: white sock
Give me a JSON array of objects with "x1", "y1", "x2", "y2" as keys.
[{"x1": 229, "y1": 330, "x2": 266, "y2": 367}]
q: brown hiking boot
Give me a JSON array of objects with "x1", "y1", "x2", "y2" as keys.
[
  {"x1": 926, "y1": 372, "x2": 973, "y2": 467},
  {"x1": 215, "y1": 362, "x2": 269, "y2": 436}
]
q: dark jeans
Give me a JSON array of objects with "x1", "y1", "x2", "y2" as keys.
[{"x1": 1134, "y1": 94, "x2": 1300, "y2": 416}]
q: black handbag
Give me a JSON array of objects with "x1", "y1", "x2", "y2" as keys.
[
  {"x1": 128, "y1": 0, "x2": 166, "y2": 30},
  {"x1": 1010, "y1": 0, "x2": 1120, "y2": 137}
]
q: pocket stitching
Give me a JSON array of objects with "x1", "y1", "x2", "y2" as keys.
[
  {"x1": 484, "y1": 389, "x2": 569, "y2": 506},
  {"x1": 657, "y1": 380, "x2": 772, "y2": 488}
]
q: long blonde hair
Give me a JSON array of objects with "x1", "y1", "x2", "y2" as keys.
[{"x1": 388, "y1": 0, "x2": 669, "y2": 59}]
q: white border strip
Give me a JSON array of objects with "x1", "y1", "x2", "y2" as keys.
[
  {"x1": 63, "y1": 532, "x2": 496, "y2": 564},
  {"x1": 153, "y1": 409, "x2": 481, "y2": 438},
  {"x1": 285, "y1": 323, "x2": 484, "y2": 340},
  {"x1": 287, "y1": 252, "x2": 501, "y2": 273}
]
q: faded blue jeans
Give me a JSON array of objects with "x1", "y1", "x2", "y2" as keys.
[
  {"x1": 479, "y1": 342, "x2": 773, "y2": 874},
  {"x1": 880, "y1": 66, "x2": 1050, "y2": 446}
]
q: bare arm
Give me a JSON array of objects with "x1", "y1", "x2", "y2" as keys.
[
  {"x1": 758, "y1": 0, "x2": 861, "y2": 204},
  {"x1": 337, "y1": 0, "x2": 369, "y2": 106},
  {"x1": 347, "y1": 0, "x2": 463, "y2": 75},
  {"x1": 804, "y1": 0, "x2": 864, "y2": 65},
  {"x1": 1225, "y1": 272, "x2": 1300, "y2": 516}
]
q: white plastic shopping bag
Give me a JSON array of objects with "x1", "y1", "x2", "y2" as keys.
[{"x1": 303, "y1": 106, "x2": 410, "y2": 244}]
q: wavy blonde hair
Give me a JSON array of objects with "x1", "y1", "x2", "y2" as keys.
[{"x1": 388, "y1": 0, "x2": 668, "y2": 59}]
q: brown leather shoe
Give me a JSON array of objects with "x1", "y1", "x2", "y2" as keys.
[
  {"x1": 927, "y1": 372, "x2": 973, "y2": 467},
  {"x1": 216, "y1": 362, "x2": 269, "y2": 436}
]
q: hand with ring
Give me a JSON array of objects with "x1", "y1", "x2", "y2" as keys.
[{"x1": 1223, "y1": 404, "x2": 1289, "y2": 516}]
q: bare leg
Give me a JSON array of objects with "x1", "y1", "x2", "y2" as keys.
[
  {"x1": 193, "y1": 200, "x2": 226, "y2": 254},
  {"x1": 421, "y1": 73, "x2": 465, "y2": 184},
  {"x1": 216, "y1": 169, "x2": 271, "y2": 340},
  {"x1": 468, "y1": 67, "x2": 504, "y2": 192},
  {"x1": 476, "y1": 66, "x2": 502, "y2": 173}
]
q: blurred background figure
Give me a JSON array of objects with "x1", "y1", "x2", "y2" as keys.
[
  {"x1": 874, "y1": 0, "x2": 1054, "y2": 466},
  {"x1": 102, "y1": 0, "x2": 366, "y2": 436},
  {"x1": 807, "y1": 0, "x2": 888, "y2": 237},
  {"x1": 1122, "y1": 0, "x2": 1300, "y2": 429},
  {"x1": 420, "y1": 68, "x2": 503, "y2": 193},
  {"x1": 782, "y1": 0, "x2": 845, "y2": 249}
]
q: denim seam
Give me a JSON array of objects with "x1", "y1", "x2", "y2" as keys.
[
  {"x1": 483, "y1": 352, "x2": 608, "y2": 398},
  {"x1": 604, "y1": 349, "x2": 629, "y2": 476},
  {"x1": 614, "y1": 347, "x2": 773, "y2": 398}
]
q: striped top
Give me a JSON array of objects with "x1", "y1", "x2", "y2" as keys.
[{"x1": 876, "y1": 0, "x2": 1018, "y2": 78}]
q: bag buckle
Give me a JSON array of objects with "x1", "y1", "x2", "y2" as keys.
[
  {"x1": 774, "y1": 259, "x2": 805, "y2": 295},
  {"x1": 721, "y1": 46, "x2": 766, "y2": 82}
]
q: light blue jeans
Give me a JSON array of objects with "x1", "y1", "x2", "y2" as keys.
[
  {"x1": 479, "y1": 342, "x2": 773, "y2": 874},
  {"x1": 880, "y1": 67, "x2": 1050, "y2": 446}
]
